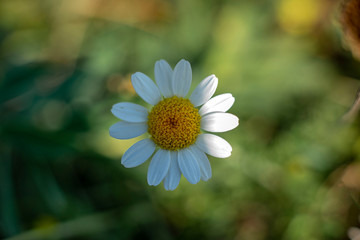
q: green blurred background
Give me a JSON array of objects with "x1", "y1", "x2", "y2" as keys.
[{"x1": 1, "y1": 0, "x2": 360, "y2": 239}]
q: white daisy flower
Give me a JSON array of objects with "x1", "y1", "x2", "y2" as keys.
[{"x1": 110, "y1": 59, "x2": 238, "y2": 191}]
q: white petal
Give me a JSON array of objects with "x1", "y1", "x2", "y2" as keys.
[
  {"x1": 131, "y1": 72, "x2": 162, "y2": 105},
  {"x1": 201, "y1": 112, "x2": 239, "y2": 132},
  {"x1": 163, "y1": 151, "x2": 181, "y2": 191},
  {"x1": 155, "y1": 60, "x2": 173, "y2": 98},
  {"x1": 189, "y1": 145, "x2": 211, "y2": 181},
  {"x1": 147, "y1": 149, "x2": 171, "y2": 186},
  {"x1": 109, "y1": 121, "x2": 147, "y2": 139},
  {"x1": 172, "y1": 59, "x2": 192, "y2": 97},
  {"x1": 121, "y1": 139, "x2": 156, "y2": 168},
  {"x1": 178, "y1": 148, "x2": 200, "y2": 184},
  {"x1": 195, "y1": 134, "x2": 232, "y2": 158},
  {"x1": 111, "y1": 102, "x2": 148, "y2": 123},
  {"x1": 189, "y1": 75, "x2": 218, "y2": 107},
  {"x1": 199, "y1": 93, "x2": 235, "y2": 116}
]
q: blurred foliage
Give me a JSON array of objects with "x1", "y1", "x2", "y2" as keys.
[{"x1": 1, "y1": 0, "x2": 360, "y2": 239}]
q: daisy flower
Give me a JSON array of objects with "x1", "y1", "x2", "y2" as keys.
[{"x1": 110, "y1": 59, "x2": 238, "y2": 190}]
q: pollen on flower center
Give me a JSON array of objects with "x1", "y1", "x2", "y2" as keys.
[{"x1": 147, "y1": 96, "x2": 201, "y2": 151}]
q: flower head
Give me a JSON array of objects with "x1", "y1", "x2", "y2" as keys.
[{"x1": 110, "y1": 59, "x2": 238, "y2": 190}]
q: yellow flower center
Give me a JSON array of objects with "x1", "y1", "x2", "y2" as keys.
[{"x1": 147, "y1": 96, "x2": 201, "y2": 151}]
